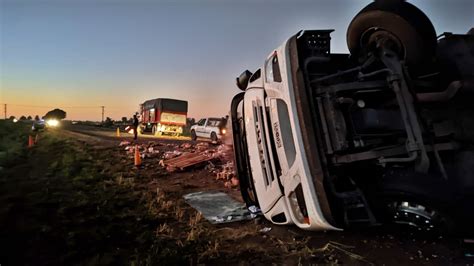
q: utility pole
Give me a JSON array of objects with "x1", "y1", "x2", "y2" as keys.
[
  {"x1": 101, "y1": 106, "x2": 105, "y2": 123},
  {"x1": 4, "y1": 104, "x2": 6, "y2": 120}
]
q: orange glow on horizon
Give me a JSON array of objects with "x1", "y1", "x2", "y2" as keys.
[{"x1": 1, "y1": 87, "x2": 233, "y2": 121}]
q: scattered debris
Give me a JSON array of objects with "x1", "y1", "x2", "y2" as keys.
[
  {"x1": 195, "y1": 142, "x2": 209, "y2": 152},
  {"x1": 183, "y1": 191, "x2": 255, "y2": 224},
  {"x1": 120, "y1": 140, "x2": 236, "y2": 189},
  {"x1": 180, "y1": 143, "x2": 193, "y2": 149},
  {"x1": 163, "y1": 152, "x2": 213, "y2": 172},
  {"x1": 259, "y1": 227, "x2": 272, "y2": 233},
  {"x1": 119, "y1": 140, "x2": 130, "y2": 146},
  {"x1": 230, "y1": 177, "x2": 239, "y2": 187},
  {"x1": 163, "y1": 150, "x2": 182, "y2": 160},
  {"x1": 313, "y1": 242, "x2": 373, "y2": 265}
]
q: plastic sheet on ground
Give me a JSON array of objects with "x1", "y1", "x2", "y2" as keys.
[{"x1": 183, "y1": 191, "x2": 254, "y2": 224}]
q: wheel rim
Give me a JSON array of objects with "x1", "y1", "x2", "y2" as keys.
[{"x1": 387, "y1": 201, "x2": 442, "y2": 232}]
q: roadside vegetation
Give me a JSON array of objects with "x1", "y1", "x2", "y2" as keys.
[
  {"x1": 0, "y1": 120, "x2": 31, "y2": 168},
  {"x1": 0, "y1": 121, "x2": 293, "y2": 264},
  {"x1": 0, "y1": 122, "x2": 158, "y2": 264}
]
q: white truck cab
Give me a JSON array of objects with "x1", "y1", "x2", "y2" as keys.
[
  {"x1": 232, "y1": 43, "x2": 339, "y2": 230},
  {"x1": 231, "y1": 0, "x2": 474, "y2": 233}
]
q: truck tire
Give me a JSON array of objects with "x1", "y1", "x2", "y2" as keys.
[
  {"x1": 191, "y1": 130, "x2": 197, "y2": 141},
  {"x1": 347, "y1": 0, "x2": 436, "y2": 65},
  {"x1": 211, "y1": 132, "x2": 218, "y2": 142},
  {"x1": 371, "y1": 170, "x2": 455, "y2": 234},
  {"x1": 152, "y1": 125, "x2": 157, "y2": 135}
]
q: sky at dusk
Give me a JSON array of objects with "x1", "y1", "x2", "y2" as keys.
[{"x1": 1, "y1": 0, "x2": 473, "y2": 121}]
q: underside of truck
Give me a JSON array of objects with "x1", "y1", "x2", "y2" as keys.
[
  {"x1": 232, "y1": 0, "x2": 474, "y2": 233},
  {"x1": 289, "y1": 1, "x2": 474, "y2": 233}
]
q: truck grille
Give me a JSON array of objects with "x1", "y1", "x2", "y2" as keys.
[{"x1": 253, "y1": 101, "x2": 278, "y2": 188}]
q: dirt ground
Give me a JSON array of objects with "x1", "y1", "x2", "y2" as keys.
[{"x1": 1, "y1": 122, "x2": 473, "y2": 265}]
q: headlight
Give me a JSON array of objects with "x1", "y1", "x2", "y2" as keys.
[
  {"x1": 221, "y1": 129, "x2": 227, "y2": 134},
  {"x1": 46, "y1": 119, "x2": 59, "y2": 127}
]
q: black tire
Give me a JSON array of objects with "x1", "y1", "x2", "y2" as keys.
[
  {"x1": 191, "y1": 130, "x2": 197, "y2": 141},
  {"x1": 371, "y1": 170, "x2": 455, "y2": 235},
  {"x1": 210, "y1": 132, "x2": 218, "y2": 142},
  {"x1": 152, "y1": 125, "x2": 157, "y2": 135},
  {"x1": 347, "y1": 1, "x2": 437, "y2": 65}
]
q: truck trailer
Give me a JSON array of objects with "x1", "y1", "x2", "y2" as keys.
[
  {"x1": 139, "y1": 98, "x2": 188, "y2": 136},
  {"x1": 231, "y1": 0, "x2": 474, "y2": 233}
]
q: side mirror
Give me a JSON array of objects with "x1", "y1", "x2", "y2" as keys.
[{"x1": 236, "y1": 70, "x2": 253, "y2": 91}]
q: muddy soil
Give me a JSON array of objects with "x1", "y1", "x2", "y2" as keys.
[{"x1": 1, "y1": 124, "x2": 473, "y2": 265}]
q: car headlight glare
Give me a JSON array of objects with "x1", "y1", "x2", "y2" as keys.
[{"x1": 46, "y1": 119, "x2": 59, "y2": 127}]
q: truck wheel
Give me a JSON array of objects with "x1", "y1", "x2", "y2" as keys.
[
  {"x1": 152, "y1": 125, "x2": 157, "y2": 135},
  {"x1": 347, "y1": 0, "x2": 436, "y2": 65},
  {"x1": 211, "y1": 132, "x2": 218, "y2": 142},
  {"x1": 191, "y1": 130, "x2": 197, "y2": 141},
  {"x1": 371, "y1": 170, "x2": 455, "y2": 234}
]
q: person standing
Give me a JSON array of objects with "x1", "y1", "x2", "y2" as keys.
[{"x1": 133, "y1": 114, "x2": 139, "y2": 140}]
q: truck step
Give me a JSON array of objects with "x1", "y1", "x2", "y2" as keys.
[
  {"x1": 327, "y1": 178, "x2": 378, "y2": 227},
  {"x1": 339, "y1": 191, "x2": 378, "y2": 227}
]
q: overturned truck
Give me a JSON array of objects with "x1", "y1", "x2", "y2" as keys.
[{"x1": 231, "y1": 0, "x2": 474, "y2": 233}]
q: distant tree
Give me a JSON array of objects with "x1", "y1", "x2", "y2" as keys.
[
  {"x1": 19, "y1": 116, "x2": 27, "y2": 120},
  {"x1": 104, "y1": 117, "x2": 114, "y2": 127},
  {"x1": 121, "y1": 117, "x2": 128, "y2": 123},
  {"x1": 43, "y1": 108, "x2": 66, "y2": 120},
  {"x1": 9, "y1": 115, "x2": 15, "y2": 120},
  {"x1": 34, "y1": 115, "x2": 40, "y2": 121},
  {"x1": 27, "y1": 115, "x2": 32, "y2": 120}
]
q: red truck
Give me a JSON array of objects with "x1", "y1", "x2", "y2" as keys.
[{"x1": 139, "y1": 98, "x2": 188, "y2": 136}]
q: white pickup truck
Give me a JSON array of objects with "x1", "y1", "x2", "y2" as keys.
[
  {"x1": 190, "y1": 117, "x2": 228, "y2": 142},
  {"x1": 231, "y1": 0, "x2": 474, "y2": 233}
]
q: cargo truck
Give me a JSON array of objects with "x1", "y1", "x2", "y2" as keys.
[
  {"x1": 231, "y1": 0, "x2": 474, "y2": 233},
  {"x1": 139, "y1": 98, "x2": 188, "y2": 136}
]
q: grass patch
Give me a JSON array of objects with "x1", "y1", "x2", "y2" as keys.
[{"x1": 0, "y1": 120, "x2": 32, "y2": 167}]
